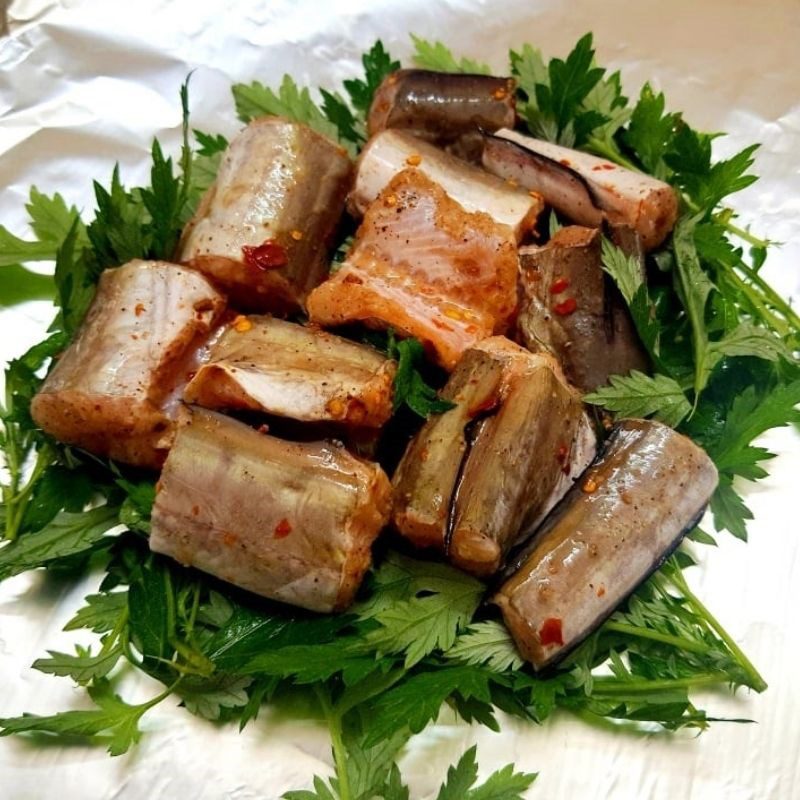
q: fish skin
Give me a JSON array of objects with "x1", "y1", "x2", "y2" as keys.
[
  {"x1": 494, "y1": 419, "x2": 718, "y2": 671},
  {"x1": 307, "y1": 169, "x2": 520, "y2": 370},
  {"x1": 150, "y1": 408, "x2": 392, "y2": 613},
  {"x1": 30, "y1": 260, "x2": 225, "y2": 469},
  {"x1": 179, "y1": 117, "x2": 353, "y2": 313}
]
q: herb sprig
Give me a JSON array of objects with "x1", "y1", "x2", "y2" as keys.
[{"x1": 0, "y1": 32, "x2": 795, "y2": 797}]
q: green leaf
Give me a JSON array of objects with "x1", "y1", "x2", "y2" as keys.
[
  {"x1": 26, "y1": 187, "x2": 87, "y2": 248},
  {"x1": 231, "y1": 75, "x2": 348, "y2": 152},
  {"x1": 600, "y1": 237, "x2": 644, "y2": 306},
  {"x1": 180, "y1": 675, "x2": 252, "y2": 721},
  {"x1": 343, "y1": 40, "x2": 400, "y2": 113},
  {"x1": 361, "y1": 553, "x2": 484, "y2": 667},
  {"x1": 710, "y1": 477, "x2": 752, "y2": 541},
  {"x1": 623, "y1": 84, "x2": 678, "y2": 179},
  {"x1": 446, "y1": 621, "x2": 524, "y2": 672},
  {"x1": 33, "y1": 644, "x2": 122, "y2": 684},
  {"x1": 388, "y1": 334, "x2": 455, "y2": 418},
  {"x1": 435, "y1": 745, "x2": 537, "y2": 800},
  {"x1": 672, "y1": 215, "x2": 716, "y2": 397},
  {"x1": 410, "y1": 35, "x2": 491, "y2": 74},
  {"x1": 139, "y1": 139, "x2": 183, "y2": 259},
  {"x1": 0, "y1": 505, "x2": 120, "y2": 581},
  {"x1": 0, "y1": 228, "x2": 60, "y2": 267},
  {"x1": 363, "y1": 666, "x2": 492, "y2": 747},
  {"x1": 65, "y1": 591, "x2": 128, "y2": 634},
  {"x1": 20, "y1": 465, "x2": 96, "y2": 534},
  {"x1": 54, "y1": 220, "x2": 97, "y2": 336},
  {"x1": 0, "y1": 264, "x2": 56, "y2": 307},
  {"x1": 320, "y1": 89, "x2": 365, "y2": 146},
  {"x1": 127, "y1": 555, "x2": 176, "y2": 663},
  {"x1": 584, "y1": 371, "x2": 691, "y2": 428}
]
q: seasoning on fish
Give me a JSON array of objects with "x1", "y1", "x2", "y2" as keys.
[
  {"x1": 368, "y1": 69, "x2": 517, "y2": 161},
  {"x1": 494, "y1": 419, "x2": 719, "y2": 671},
  {"x1": 306, "y1": 170, "x2": 520, "y2": 370},
  {"x1": 179, "y1": 117, "x2": 353, "y2": 313},
  {"x1": 149, "y1": 408, "x2": 392, "y2": 613},
  {"x1": 392, "y1": 337, "x2": 595, "y2": 576},
  {"x1": 517, "y1": 225, "x2": 648, "y2": 392},
  {"x1": 482, "y1": 129, "x2": 679, "y2": 250},
  {"x1": 184, "y1": 316, "x2": 396, "y2": 428},
  {"x1": 30, "y1": 260, "x2": 225, "y2": 469},
  {"x1": 348, "y1": 130, "x2": 542, "y2": 243}
]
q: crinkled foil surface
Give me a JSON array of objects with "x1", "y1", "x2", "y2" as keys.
[{"x1": 1, "y1": 1, "x2": 799, "y2": 797}]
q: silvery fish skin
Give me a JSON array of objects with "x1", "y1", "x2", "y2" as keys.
[
  {"x1": 517, "y1": 225, "x2": 648, "y2": 392},
  {"x1": 348, "y1": 130, "x2": 542, "y2": 243},
  {"x1": 179, "y1": 117, "x2": 353, "y2": 313},
  {"x1": 368, "y1": 69, "x2": 516, "y2": 161},
  {"x1": 494, "y1": 419, "x2": 719, "y2": 671},
  {"x1": 482, "y1": 129, "x2": 679, "y2": 250},
  {"x1": 392, "y1": 337, "x2": 595, "y2": 576},
  {"x1": 30, "y1": 260, "x2": 225, "y2": 469},
  {"x1": 184, "y1": 315, "x2": 396, "y2": 428},
  {"x1": 149, "y1": 408, "x2": 392, "y2": 613},
  {"x1": 307, "y1": 169, "x2": 519, "y2": 370}
]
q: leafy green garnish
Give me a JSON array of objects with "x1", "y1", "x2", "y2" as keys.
[
  {"x1": 387, "y1": 333, "x2": 455, "y2": 418},
  {"x1": 411, "y1": 35, "x2": 491, "y2": 74}
]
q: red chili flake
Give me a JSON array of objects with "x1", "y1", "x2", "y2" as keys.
[
  {"x1": 553, "y1": 297, "x2": 578, "y2": 316},
  {"x1": 555, "y1": 443, "x2": 568, "y2": 462},
  {"x1": 134, "y1": 302, "x2": 146, "y2": 316},
  {"x1": 274, "y1": 518, "x2": 293, "y2": 538},
  {"x1": 539, "y1": 617, "x2": 564, "y2": 647},
  {"x1": 242, "y1": 240, "x2": 288, "y2": 271},
  {"x1": 549, "y1": 277, "x2": 570, "y2": 294}
]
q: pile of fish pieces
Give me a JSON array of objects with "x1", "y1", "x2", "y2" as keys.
[{"x1": 30, "y1": 67, "x2": 717, "y2": 669}]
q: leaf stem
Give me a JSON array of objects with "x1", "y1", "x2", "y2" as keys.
[
  {"x1": 314, "y1": 684, "x2": 351, "y2": 800},
  {"x1": 666, "y1": 567, "x2": 767, "y2": 692},
  {"x1": 4, "y1": 444, "x2": 53, "y2": 541},
  {"x1": 585, "y1": 136, "x2": 641, "y2": 172},
  {"x1": 590, "y1": 672, "x2": 732, "y2": 694},
  {"x1": 602, "y1": 621, "x2": 709, "y2": 655}
]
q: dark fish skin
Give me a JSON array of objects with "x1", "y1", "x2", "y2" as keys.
[
  {"x1": 368, "y1": 69, "x2": 516, "y2": 162},
  {"x1": 149, "y1": 408, "x2": 392, "y2": 613},
  {"x1": 493, "y1": 419, "x2": 719, "y2": 671},
  {"x1": 482, "y1": 129, "x2": 679, "y2": 250},
  {"x1": 517, "y1": 225, "x2": 649, "y2": 392},
  {"x1": 179, "y1": 117, "x2": 353, "y2": 314}
]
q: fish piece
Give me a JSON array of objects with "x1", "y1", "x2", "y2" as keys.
[
  {"x1": 307, "y1": 170, "x2": 519, "y2": 370},
  {"x1": 482, "y1": 129, "x2": 678, "y2": 250},
  {"x1": 494, "y1": 419, "x2": 718, "y2": 671},
  {"x1": 517, "y1": 225, "x2": 648, "y2": 392},
  {"x1": 368, "y1": 69, "x2": 517, "y2": 161},
  {"x1": 150, "y1": 408, "x2": 392, "y2": 613},
  {"x1": 30, "y1": 260, "x2": 225, "y2": 469},
  {"x1": 392, "y1": 337, "x2": 595, "y2": 576},
  {"x1": 184, "y1": 315, "x2": 395, "y2": 428},
  {"x1": 392, "y1": 347, "x2": 505, "y2": 549},
  {"x1": 448, "y1": 338, "x2": 595, "y2": 576},
  {"x1": 179, "y1": 117, "x2": 353, "y2": 313},
  {"x1": 348, "y1": 130, "x2": 541, "y2": 243}
]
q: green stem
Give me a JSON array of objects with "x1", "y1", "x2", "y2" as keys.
[
  {"x1": 603, "y1": 621, "x2": 709, "y2": 655},
  {"x1": 314, "y1": 685, "x2": 351, "y2": 800},
  {"x1": 100, "y1": 607, "x2": 130, "y2": 655},
  {"x1": 735, "y1": 258, "x2": 800, "y2": 331},
  {"x1": 716, "y1": 216, "x2": 770, "y2": 249},
  {"x1": 666, "y1": 568, "x2": 767, "y2": 692},
  {"x1": 590, "y1": 672, "x2": 732, "y2": 695},
  {"x1": 4, "y1": 445, "x2": 53, "y2": 541}
]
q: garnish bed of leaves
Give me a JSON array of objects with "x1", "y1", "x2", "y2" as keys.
[{"x1": 1, "y1": 33, "x2": 797, "y2": 799}]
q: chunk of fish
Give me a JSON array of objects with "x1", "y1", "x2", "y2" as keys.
[
  {"x1": 150, "y1": 408, "x2": 392, "y2": 613},
  {"x1": 494, "y1": 419, "x2": 718, "y2": 671},
  {"x1": 517, "y1": 225, "x2": 648, "y2": 392},
  {"x1": 184, "y1": 316, "x2": 395, "y2": 428},
  {"x1": 392, "y1": 337, "x2": 595, "y2": 576},
  {"x1": 30, "y1": 260, "x2": 225, "y2": 469},
  {"x1": 179, "y1": 117, "x2": 353, "y2": 313},
  {"x1": 483, "y1": 129, "x2": 678, "y2": 250},
  {"x1": 368, "y1": 69, "x2": 517, "y2": 161},
  {"x1": 307, "y1": 169, "x2": 519, "y2": 370},
  {"x1": 348, "y1": 130, "x2": 541, "y2": 243}
]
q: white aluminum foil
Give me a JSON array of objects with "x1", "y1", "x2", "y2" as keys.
[{"x1": 1, "y1": 1, "x2": 799, "y2": 797}]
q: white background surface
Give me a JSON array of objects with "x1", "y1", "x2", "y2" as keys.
[{"x1": 1, "y1": 1, "x2": 799, "y2": 798}]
